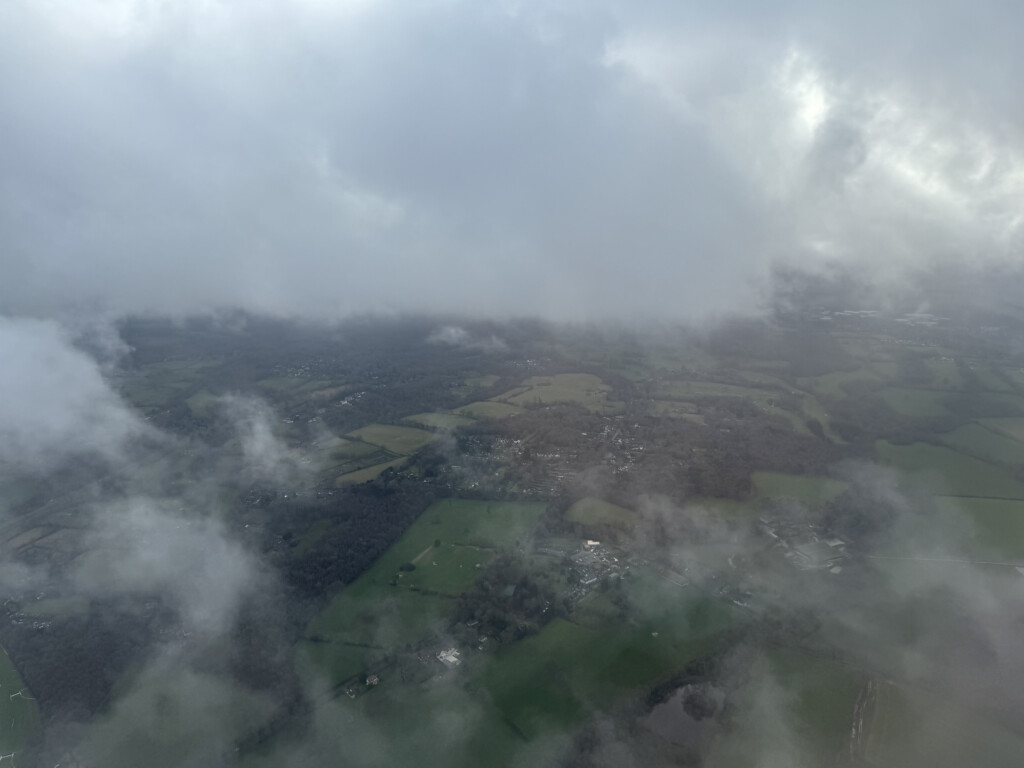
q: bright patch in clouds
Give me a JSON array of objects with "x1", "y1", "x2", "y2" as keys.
[{"x1": 2, "y1": 1, "x2": 1024, "y2": 320}]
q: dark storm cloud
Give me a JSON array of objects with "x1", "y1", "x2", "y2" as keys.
[{"x1": 1, "y1": 0, "x2": 1023, "y2": 322}]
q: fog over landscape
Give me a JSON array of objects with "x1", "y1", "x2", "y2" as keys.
[{"x1": 4, "y1": 2, "x2": 1024, "y2": 767}]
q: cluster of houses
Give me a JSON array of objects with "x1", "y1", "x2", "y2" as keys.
[
  {"x1": 436, "y1": 647, "x2": 462, "y2": 668},
  {"x1": 564, "y1": 540, "x2": 628, "y2": 600},
  {"x1": 759, "y1": 517, "x2": 848, "y2": 573}
]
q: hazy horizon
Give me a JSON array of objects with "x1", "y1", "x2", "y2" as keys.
[{"x1": 3, "y1": 0, "x2": 1024, "y2": 325}]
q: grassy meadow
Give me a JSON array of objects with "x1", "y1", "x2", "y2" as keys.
[
  {"x1": 0, "y1": 648, "x2": 41, "y2": 755},
  {"x1": 302, "y1": 499, "x2": 546, "y2": 686},
  {"x1": 494, "y1": 373, "x2": 623, "y2": 414},
  {"x1": 344, "y1": 424, "x2": 436, "y2": 455}
]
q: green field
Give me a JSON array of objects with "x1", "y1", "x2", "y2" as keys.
[
  {"x1": 880, "y1": 387, "x2": 952, "y2": 421},
  {"x1": 803, "y1": 369, "x2": 881, "y2": 399},
  {"x1": 455, "y1": 401, "x2": 523, "y2": 419},
  {"x1": 302, "y1": 588, "x2": 452, "y2": 686},
  {"x1": 978, "y1": 417, "x2": 1024, "y2": 442},
  {"x1": 121, "y1": 359, "x2": 222, "y2": 411},
  {"x1": 304, "y1": 499, "x2": 546, "y2": 685},
  {"x1": 656, "y1": 380, "x2": 781, "y2": 404},
  {"x1": 495, "y1": 373, "x2": 623, "y2": 414},
  {"x1": 395, "y1": 545, "x2": 494, "y2": 593},
  {"x1": 317, "y1": 436, "x2": 399, "y2": 481},
  {"x1": 800, "y1": 396, "x2": 845, "y2": 443},
  {"x1": 965, "y1": 392, "x2": 1024, "y2": 416},
  {"x1": 403, "y1": 412, "x2": 477, "y2": 430},
  {"x1": 765, "y1": 403, "x2": 816, "y2": 435},
  {"x1": 655, "y1": 379, "x2": 823, "y2": 436},
  {"x1": 185, "y1": 388, "x2": 219, "y2": 416},
  {"x1": 320, "y1": 437, "x2": 382, "y2": 463},
  {"x1": 0, "y1": 479, "x2": 40, "y2": 522},
  {"x1": 415, "y1": 499, "x2": 548, "y2": 549},
  {"x1": 752, "y1": 472, "x2": 848, "y2": 504},
  {"x1": 864, "y1": 683, "x2": 1024, "y2": 768},
  {"x1": 938, "y1": 423, "x2": 1024, "y2": 465},
  {"x1": 0, "y1": 648, "x2": 40, "y2": 755},
  {"x1": 20, "y1": 595, "x2": 91, "y2": 617},
  {"x1": 970, "y1": 365, "x2": 1016, "y2": 392},
  {"x1": 482, "y1": 573, "x2": 737, "y2": 739},
  {"x1": 706, "y1": 650, "x2": 863, "y2": 768},
  {"x1": 936, "y1": 497, "x2": 1024, "y2": 559},
  {"x1": 767, "y1": 649, "x2": 863, "y2": 759},
  {"x1": 877, "y1": 442, "x2": 1024, "y2": 499},
  {"x1": 255, "y1": 375, "x2": 307, "y2": 392},
  {"x1": 335, "y1": 458, "x2": 406, "y2": 486},
  {"x1": 924, "y1": 358, "x2": 968, "y2": 389},
  {"x1": 566, "y1": 497, "x2": 634, "y2": 528},
  {"x1": 345, "y1": 424, "x2": 436, "y2": 454},
  {"x1": 256, "y1": 376, "x2": 333, "y2": 396}
]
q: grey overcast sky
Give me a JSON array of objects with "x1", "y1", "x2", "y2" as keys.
[{"x1": 2, "y1": 0, "x2": 1023, "y2": 322}]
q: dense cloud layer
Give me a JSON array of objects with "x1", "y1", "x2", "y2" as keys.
[
  {"x1": 2, "y1": 0, "x2": 1022, "y2": 322},
  {"x1": 0, "y1": 317, "x2": 150, "y2": 472}
]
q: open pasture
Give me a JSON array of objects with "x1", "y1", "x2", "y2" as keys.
[
  {"x1": 20, "y1": 595, "x2": 91, "y2": 617},
  {"x1": 121, "y1": 359, "x2": 222, "y2": 411},
  {"x1": 321, "y1": 436, "x2": 382, "y2": 461},
  {"x1": 0, "y1": 479, "x2": 40, "y2": 520},
  {"x1": 334, "y1": 458, "x2": 406, "y2": 486},
  {"x1": 877, "y1": 441, "x2": 1024, "y2": 499},
  {"x1": 1005, "y1": 368, "x2": 1024, "y2": 390},
  {"x1": 863, "y1": 683, "x2": 1024, "y2": 768},
  {"x1": 880, "y1": 387, "x2": 952, "y2": 421},
  {"x1": 706, "y1": 650, "x2": 863, "y2": 768},
  {"x1": 302, "y1": 588, "x2": 452, "y2": 686},
  {"x1": 455, "y1": 400, "x2": 523, "y2": 419},
  {"x1": 394, "y1": 544, "x2": 494, "y2": 594},
  {"x1": 566, "y1": 497, "x2": 634, "y2": 529},
  {"x1": 345, "y1": 424, "x2": 436, "y2": 454},
  {"x1": 0, "y1": 648, "x2": 41, "y2": 754},
  {"x1": 403, "y1": 412, "x2": 476, "y2": 431},
  {"x1": 971, "y1": 366, "x2": 1016, "y2": 392},
  {"x1": 978, "y1": 416, "x2": 1024, "y2": 442},
  {"x1": 938, "y1": 422, "x2": 1024, "y2": 465},
  {"x1": 961, "y1": 392, "x2": 1024, "y2": 416},
  {"x1": 255, "y1": 377, "x2": 332, "y2": 396},
  {"x1": 937, "y1": 496, "x2": 1024, "y2": 560},
  {"x1": 483, "y1": 577, "x2": 736, "y2": 739},
  {"x1": 415, "y1": 499, "x2": 546, "y2": 550},
  {"x1": 319, "y1": 437, "x2": 399, "y2": 482},
  {"x1": 304, "y1": 499, "x2": 545, "y2": 684},
  {"x1": 799, "y1": 396, "x2": 844, "y2": 442},
  {"x1": 496, "y1": 373, "x2": 622, "y2": 414},
  {"x1": 802, "y1": 368, "x2": 881, "y2": 399},
  {"x1": 185, "y1": 388, "x2": 218, "y2": 416},
  {"x1": 752, "y1": 472, "x2": 847, "y2": 504},
  {"x1": 767, "y1": 649, "x2": 863, "y2": 759},
  {"x1": 656, "y1": 380, "x2": 781, "y2": 404},
  {"x1": 764, "y1": 403, "x2": 815, "y2": 435},
  {"x1": 923, "y1": 358, "x2": 968, "y2": 389}
]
